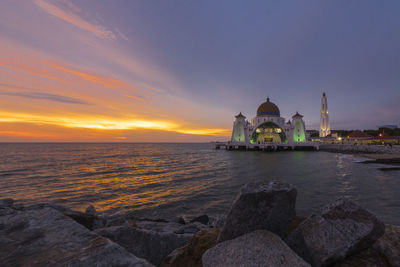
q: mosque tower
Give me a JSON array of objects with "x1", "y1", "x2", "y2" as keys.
[{"x1": 319, "y1": 92, "x2": 331, "y2": 137}]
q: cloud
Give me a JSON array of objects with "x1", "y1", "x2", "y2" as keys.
[
  {"x1": 0, "y1": 111, "x2": 230, "y2": 137},
  {"x1": 1, "y1": 57, "x2": 145, "y2": 99},
  {"x1": 34, "y1": 0, "x2": 116, "y2": 40},
  {"x1": 42, "y1": 59, "x2": 141, "y2": 94},
  {"x1": 0, "y1": 89, "x2": 88, "y2": 105}
]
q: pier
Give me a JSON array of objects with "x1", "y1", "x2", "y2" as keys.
[{"x1": 215, "y1": 141, "x2": 319, "y2": 151}]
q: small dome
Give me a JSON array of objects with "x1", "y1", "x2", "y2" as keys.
[{"x1": 257, "y1": 97, "x2": 280, "y2": 117}]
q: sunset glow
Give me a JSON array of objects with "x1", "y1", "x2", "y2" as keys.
[{"x1": 1, "y1": 0, "x2": 399, "y2": 142}]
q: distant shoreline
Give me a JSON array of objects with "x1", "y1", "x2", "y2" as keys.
[{"x1": 319, "y1": 144, "x2": 400, "y2": 166}]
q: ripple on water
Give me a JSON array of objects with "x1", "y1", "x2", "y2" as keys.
[{"x1": 0, "y1": 143, "x2": 399, "y2": 224}]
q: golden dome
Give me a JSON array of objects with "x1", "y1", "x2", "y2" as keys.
[{"x1": 257, "y1": 97, "x2": 280, "y2": 117}]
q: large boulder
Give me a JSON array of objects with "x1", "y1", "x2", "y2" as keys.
[
  {"x1": 163, "y1": 229, "x2": 220, "y2": 267},
  {"x1": 203, "y1": 230, "x2": 310, "y2": 267},
  {"x1": 190, "y1": 215, "x2": 209, "y2": 225},
  {"x1": 95, "y1": 225, "x2": 192, "y2": 266},
  {"x1": 85, "y1": 204, "x2": 97, "y2": 216},
  {"x1": 285, "y1": 198, "x2": 385, "y2": 267},
  {"x1": 333, "y1": 247, "x2": 390, "y2": 267},
  {"x1": 372, "y1": 224, "x2": 400, "y2": 267},
  {"x1": 218, "y1": 181, "x2": 297, "y2": 242},
  {"x1": 0, "y1": 207, "x2": 152, "y2": 266},
  {"x1": 335, "y1": 224, "x2": 400, "y2": 267}
]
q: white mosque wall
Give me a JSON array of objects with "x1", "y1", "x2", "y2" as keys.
[{"x1": 231, "y1": 117, "x2": 246, "y2": 143}]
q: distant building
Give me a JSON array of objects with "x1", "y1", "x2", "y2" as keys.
[
  {"x1": 342, "y1": 130, "x2": 400, "y2": 145},
  {"x1": 319, "y1": 92, "x2": 331, "y2": 137},
  {"x1": 231, "y1": 97, "x2": 307, "y2": 145},
  {"x1": 378, "y1": 125, "x2": 398, "y2": 129},
  {"x1": 345, "y1": 130, "x2": 373, "y2": 144}
]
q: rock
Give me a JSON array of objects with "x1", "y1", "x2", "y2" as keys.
[
  {"x1": 287, "y1": 216, "x2": 307, "y2": 235},
  {"x1": 64, "y1": 211, "x2": 97, "y2": 230},
  {"x1": 103, "y1": 215, "x2": 129, "y2": 228},
  {"x1": 202, "y1": 230, "x2": 310, "y2": 267},
  {"x1": 12, "y1": 204, "x2": 24, "y2": 210},
  {"x1": 0, "y1": 207, "x2": 15, "y2": 216},
  {"x1": 25, "y1": 202, "x2": 70, "y2": 212},
  {"x1": 209, "y1": 215, "x2": 226, "y2": 228},
  {"x1": 218, "y1": 181, "x2": 297, "y2": 242},
  {"x1": 173, "y1": 217, "x2": 186, "y2": 225},
  {"x1": 85, "y1": 204, "x2": 97, "y2": 215},
  {"x1": 135, "y1": 220, "x2": 185, "y2": 234},
  {"x1": 190, "y1": 215, "x2": 209, "y2": 225},
  {"x1": 0, "y1": 198, "x2": 14, "y2": 208},
  {"x1": 333, "y1": 247, "x2": 390, "y2": 267},
  {"x1": 373, "y1": 224, "x2": 400, "y2": 267},
  {"x1": 174, "y1": 222, "x2": 210, "y2": 235},
  {"x1": 95, "y1": 225, "x2": 192, "y2": 266},
  {"x1": 285, "y1": 198, "x2": 385, "y2": 267},
  {"x1": 163, "y1": 229, "x2": 220, "y2": 267},
  {"x1": 0, "y1": 207, "x2": 153, "y2": 266},
  {"x1": 25, "y1": 203, "x2": 107, "y2": 230}
]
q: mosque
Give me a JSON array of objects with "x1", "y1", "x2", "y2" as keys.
[{"x1": 230, "y1": 97, "x2": 307, "y2": 145}]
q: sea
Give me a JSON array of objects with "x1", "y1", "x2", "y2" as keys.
[{"x1": 0, "y1": 143, "x2": 399, "y2": 224}]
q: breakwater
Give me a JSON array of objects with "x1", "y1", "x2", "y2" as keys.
[
  {"x1": 1, "y1": 181, "x2": 399, "y2": 266},
  {"x1": 319, "y1": 144, "x2": 400, "y2": 154}
]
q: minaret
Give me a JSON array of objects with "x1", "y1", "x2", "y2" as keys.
[{"x1": 319, "y1": 92, "x2": 331, "y2": 137}]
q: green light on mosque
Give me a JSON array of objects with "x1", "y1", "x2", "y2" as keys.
[{"x1": 293, "y1": 120, "x2": 306, "y2": 142}]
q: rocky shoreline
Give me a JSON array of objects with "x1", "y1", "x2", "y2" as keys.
[
  {"x1": 319, "y1": 144, "x2": 400, "y2": 169},
  {"x1": 1, "y1": 181, "x2": 400, "y2": 267},
  {"x1": 319, "y1": 144, "x2": 400, "y2": 155}
]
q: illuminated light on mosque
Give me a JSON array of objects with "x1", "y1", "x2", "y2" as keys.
[{"x1": 320, "y1": 92, "x2": 331, "y2": 137}]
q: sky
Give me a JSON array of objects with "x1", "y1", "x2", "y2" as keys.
[{"x1": 0, "y1": 0, "x2": 399, "y2": 142}]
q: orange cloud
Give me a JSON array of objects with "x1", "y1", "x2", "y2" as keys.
[
  {"x1": 34, "y1": 0, "x2": 116, "y2": 40},
  {"x1": 1, "y1": 57, "x2": 145, "y2": 99},
  {"x1": 42, "y1": 59, "x2": 141, "y2": 94},
  {"x1": 0, "y1": 61, "x2": 65, "y2": 83}
]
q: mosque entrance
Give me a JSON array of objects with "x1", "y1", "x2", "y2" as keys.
[{"x1": 251, "y1": 121, "x2": 287, "y2": 144}]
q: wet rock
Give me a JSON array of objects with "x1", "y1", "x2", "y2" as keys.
[
  {"x1": 85, "y1": 204, "x2": 97, "y2": 215},
  {"x1": 0, "y1": 207, "x2": 153, "y2": 266},
  {"x1": 373, "y1": 224, "x2": 400, "y2": 267},
  {"x1": 203, "y1": 230, "x2": 310, "y2": 267},
  {"x1": 218, "y1": 181, "x2": 297, "y2": 242},
  {"x1": 135, "y1": 220, "x2": 184, "y2": 234},
  {"x1": 12, "y1": 204, "x2": 24, "y2": 210},
  {"x1": 163, "y1": 229, "x2": 220, "y2": 267},
  {"x1": 95, "y1": 225, "x2": 192, "y2": 266},
  {"x1": 0, "y1": 198, "x2": 13, "y2": 208},
  {"x1": 285, "y1": 198, "x2": 385, "y2": 267},
  {"x1": 173, "y1": 217, "x2": 186, "y2": 225},
  {"x1": 0, "y1": 207, "x2": 15, "y2": 216},
  {"x1": 209, "y1": 215, "x2": 226, "y2": 228},
  {"x1": 25, "y1": 203, "x2": 74, "y2": 214},
  {"x1": 174, "y1": 222, "x2": 209, "y2": 235},
  {"x1": 64, "y1": 211, "x2": 97, "y2": 230},
  {"x1": 102, "y1": 215, "x2": 128, "y2": 228},
  {"x1": 190, "y1": 215, "x2": 209, "y2": 225}
]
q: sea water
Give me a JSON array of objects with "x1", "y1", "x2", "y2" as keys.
[{"x1": 0, "y1": 143, "x2": 399, "y2": 224}]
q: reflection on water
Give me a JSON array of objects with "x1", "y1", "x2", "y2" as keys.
[{"x1": 0, "y1": 143, "x2": 399, "y2": 224}]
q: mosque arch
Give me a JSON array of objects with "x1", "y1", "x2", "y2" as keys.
[{"x1": 251, "y1": 121, "x2": 287, "y2": 144}]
